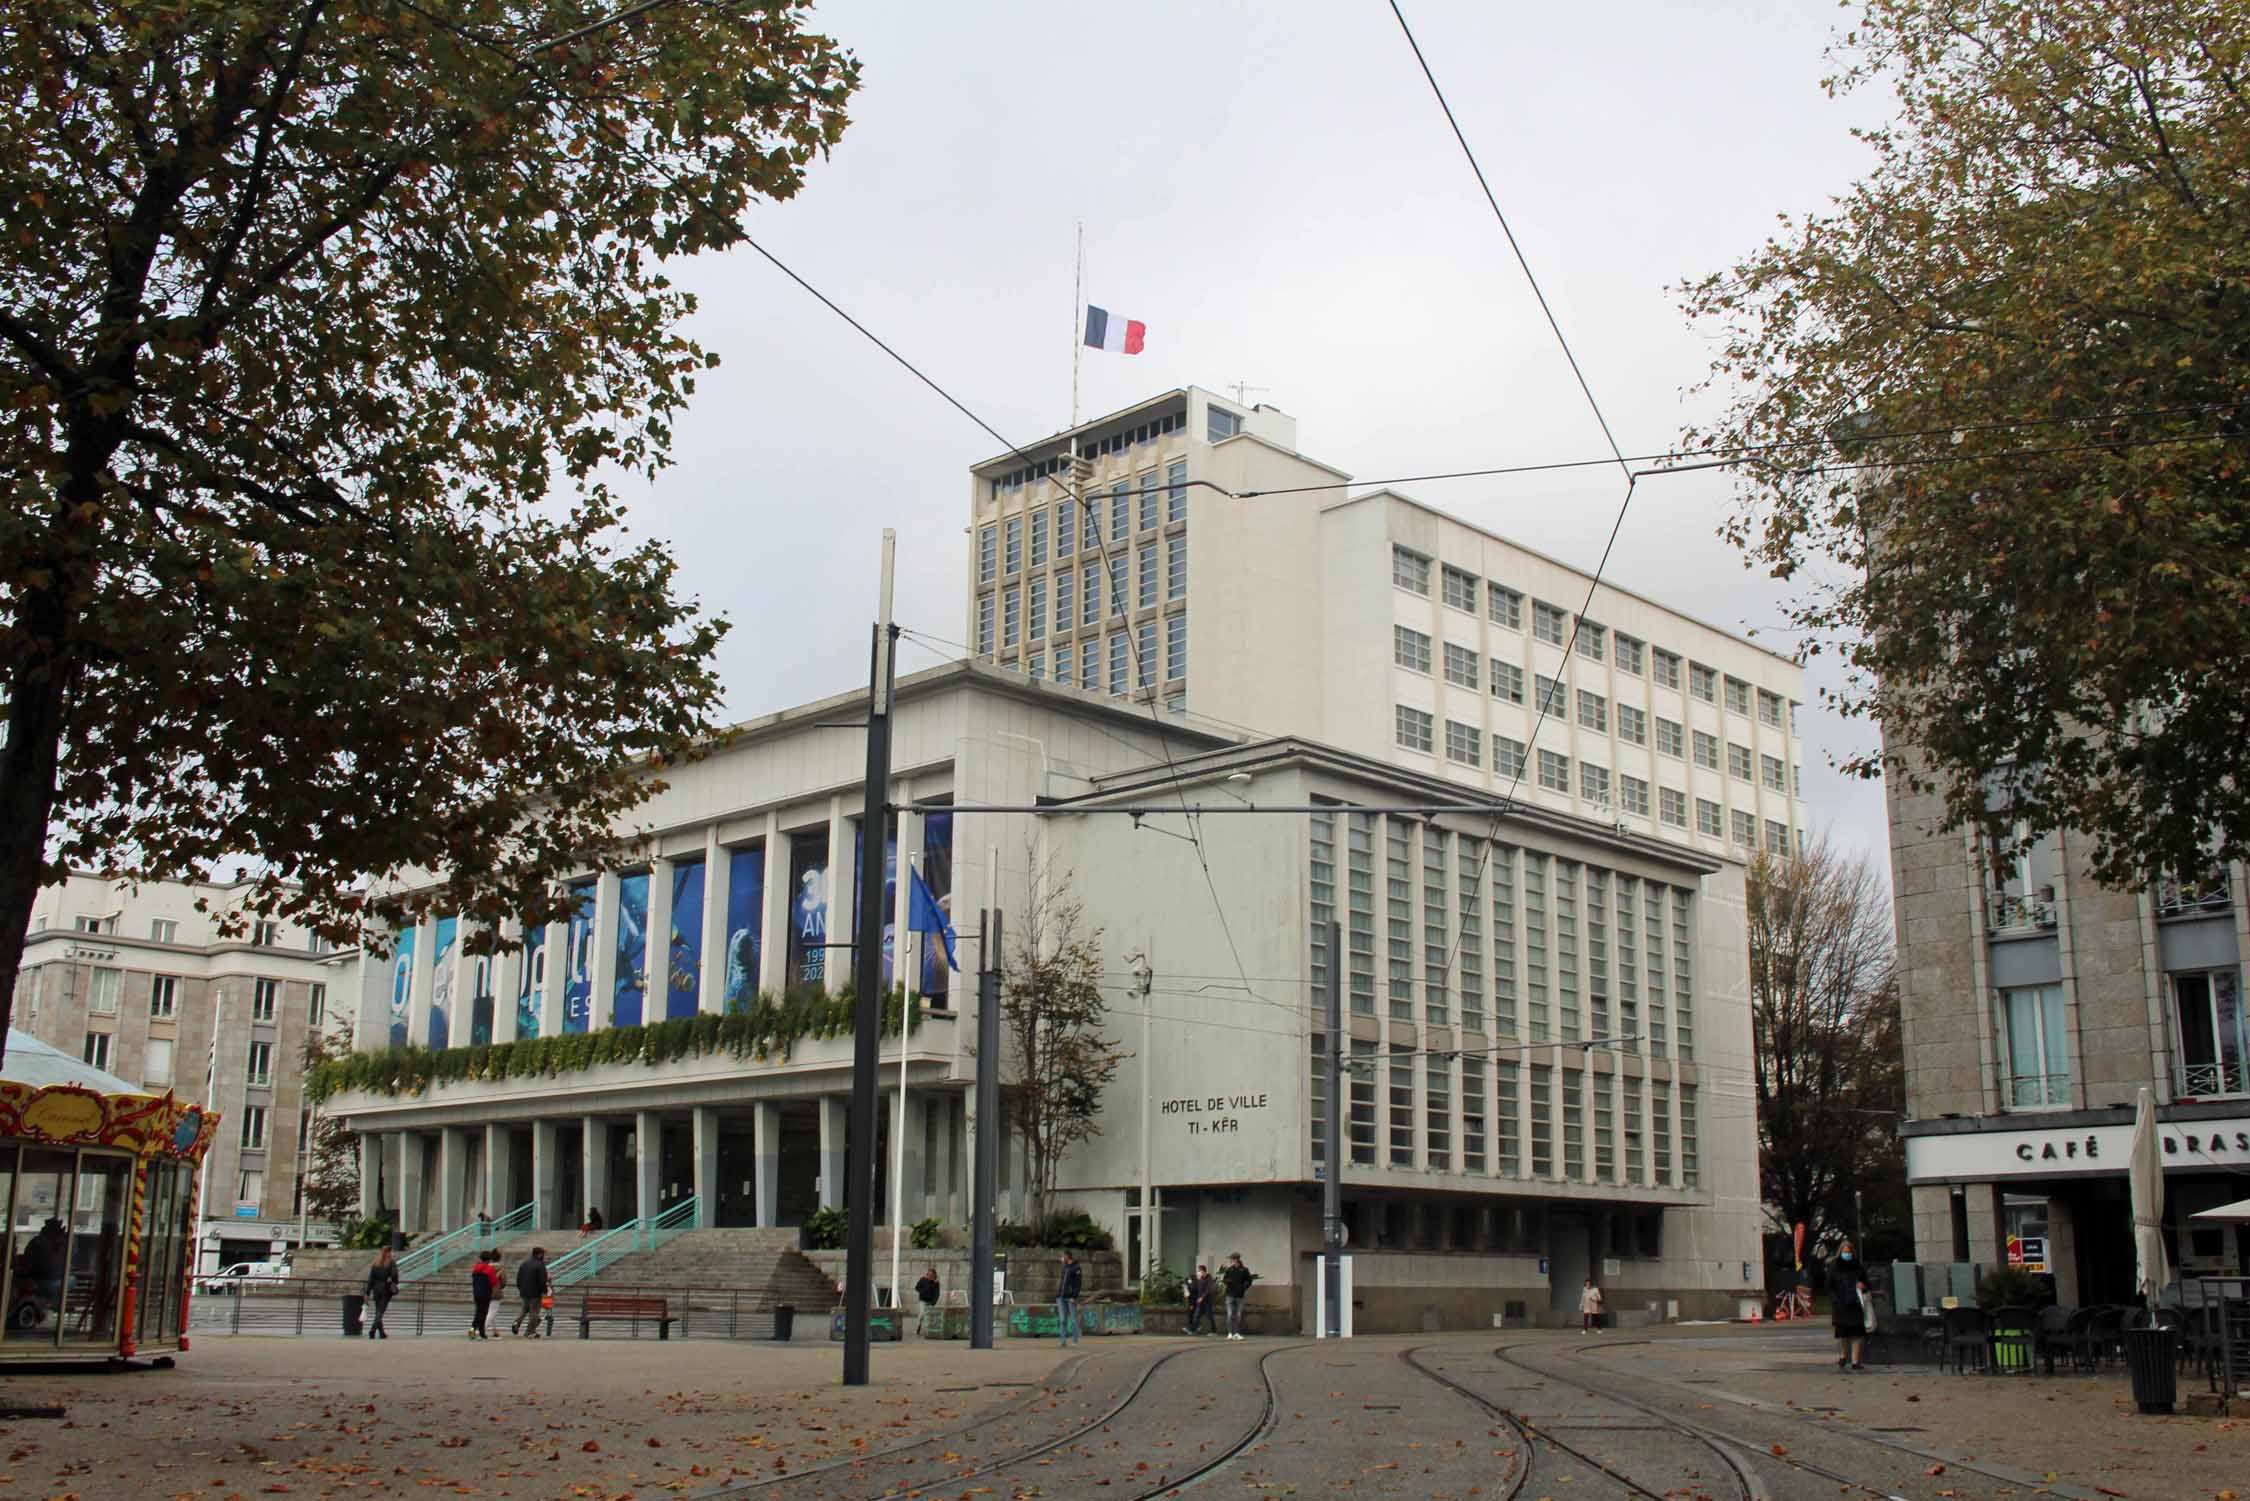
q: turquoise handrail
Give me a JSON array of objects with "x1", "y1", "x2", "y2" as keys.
[
  {"x1": 547, "y1": 1196, "x2": 700, "y2": 1287},
  {"x1": 396, "y1": 1202, "x2": 534, "y2": 1283}
]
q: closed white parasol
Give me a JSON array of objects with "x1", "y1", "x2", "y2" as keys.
[{"x1": 2129, "y1": 1086, "x2": 2168, "y2": 1308}]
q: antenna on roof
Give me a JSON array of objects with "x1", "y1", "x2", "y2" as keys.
[{"x1": 1226, "y1": 380, "x2": 1269, "y2": 406}]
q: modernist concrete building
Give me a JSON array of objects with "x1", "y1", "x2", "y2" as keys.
[
  {"x1": 1892, "y1": 757, "x2": 2250, "y2": 1299},
  {"x1": 16, "y1": 872, "x2": 351, "y2": 1272},
  {"x1": 321, "y1": 394, "x2": 1801, "y2": 1328}
]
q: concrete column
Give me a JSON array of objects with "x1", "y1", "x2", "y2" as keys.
[
  {"x1": 590, "y1": 871, "x2": 620, "y2": 1032},
  {"x1": 691, "y1": 1106, "x2": 720, "y2": 1227},
  {"x1": 406, "y1": 918, "x2": 435, "y2": 1047},
  {"x1": 699, "y1": 828, "x2": 728, "y2": 1015},
  {"x1": 484, "y1": 1122, "x2": 515, "y2": 1219},
  {"x1": 817, "y1": 1095, "x2": 846, "y2": 1211},
  {"x1": 759, "y1": 812, "x2": 788, "y2": 995},
  {"x1": 928, "y1": 1095, "x2": 953, "y2": 1224},
  {"x1": 647, "y1": 858, "x2": 675, "y2": 1024},
  {"x1": 531, "y1": 1118, "x2": 560, "y2": 1230},
  {"x1": 445, "y1": 920, "x2": 473, "y2": 1050},
  {"x1": 634, "y1": 1110, "x2": 661, "y2": 1222},
  {"x1": 824, "y1": 795, "x2": 852, "y2": 995},
  {"x1": 582, "y1": 1117, "x2": 613, "y2": 1228},
  {"x1": 358, "y1": 1133, "x2": 383, "y2": 1219},
  {"x1": 890, "y1": 1086, "x2": 925, "y2": 1227},
  {"x1": 541, "y1": 919, "x2": 568, "y2": 1038},
  {"x1": 438, "y1": 1126, "x2": 470, "y2": 1231},
  {"x1": 398, "y1": 1133, "x2": 427, "y2": 1234},
  {"x1": 493, "y1": 921, "x2": 524, "y2": 1046},
  {"x1": 753, "y1": 1101, "x2": 781, "y2": 1228}
]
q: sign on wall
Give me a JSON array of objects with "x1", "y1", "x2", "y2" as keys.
[
  {"x1": 387, "y1": 927, "x2": 416, "y2": 1048},
  {"x1": 562, "y1": 881, "x2": 596, "y2": 1033},
  {"x1": 668, "y1": 861, "x2": 705, "y2": 1021},
  {"x1": 724, "y1": 847, "x2": 763, "y2": 1010},
  {"x1": 612, "y1": 871, "x2": 649, "y2": 1028},
  {"x1": 516, "y1": 925, "x2": 544, "y2": 1040},
  {"x1": 428, "y1": 915, "x2": 457, "y2": 1049},
  {"x1": 1907, "y1": 1115, "x2": 2250, "y2": 1182}
]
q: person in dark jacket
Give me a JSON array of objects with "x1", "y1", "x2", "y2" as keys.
[
  {"x1": 468, "y1": 1253, "x2": 502, "y2": 1339},
  {"x1": 1056, "y1": 1252, "x2": 1084, "y2": 1348},
  {"x1": 1220, "y1": 1254, "x2": 1256, "y2": 1340},
  {"x1": 364, "y1": 1248, "x2": 400, "y2": 1340},
  {"x1": 511, "y1": 1248, "x2": 550, "y2": 1338},
  {"x1": 1186, "y1": 1266, "x2": 1217, "y2": 1336},
  {"x1": 1830, "y1": 1239, "x2": 1870, "y2": 1370}
]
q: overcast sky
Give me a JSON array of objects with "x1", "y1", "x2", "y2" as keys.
[{"x1": 613, "y1": 0, "x2": 1900, "y2": 871}]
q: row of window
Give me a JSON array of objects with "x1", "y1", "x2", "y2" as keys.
[
  {"x1": 979, "y1": 462, "x2": 1190, "y2": 585},
  {"x1": 78, "y1": 1030, "x2": 280, "y2": 1102},
  {"x1": 1392, "y1": 545, "x2": 1793, "y2": 726},
  {"x1": 55, "y1": 912, "x2": 329, "y2": 953},
  {"x1": 76, "y1": 968, "x2": 316, "y2": 1025},
  {"x1": 977, "y1": 537, "x2": 1188, "y2": 653},
  {"x1": 1007, "y1": 615, "x2": 1190, "y2": 693},
  {"x1": 2000, "y1": 968, "x2": 2249, "y2": 1108}
]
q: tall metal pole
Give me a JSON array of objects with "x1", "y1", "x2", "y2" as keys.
[
  {"x1": 970, "y1": 909, "x2": 1003, "y2": 1349},
  {"x1": 888, "y1": 853, "x2": 919, "y2": 1319},
  {"x1": 1322, "y1": 918, "x2": 1344, "y2": 1338},
  {"x1": 842, "y1": 530, "x2": 898, "y2": 1387}
]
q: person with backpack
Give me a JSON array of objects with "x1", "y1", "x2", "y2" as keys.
[
  {"x1": 364, "y1": 1247, "x2": 400, "y2": 1340},
  {"x1": 511, "y1": 1247, "x2": 551, "y2": 1338},
  {"x1": 1055, "y1": 1251, "x2": 1083, "y2": 1348},
  {"x1": 1221, "y1": 1254, "x2": 1256, "y2": 1340},
  {"x1": 1186, "y1": 1265, "x2": 1217, "y2": 1336},
  {"x1": 468, "y1": 1251, "x2": 502, "y2": 1339}
]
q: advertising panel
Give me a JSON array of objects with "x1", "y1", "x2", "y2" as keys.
[
  {"x1": 516, "y1": 924, "x2": 544, "y2": 1040},
  {"x1": 612, "y1": 871, "x2": 649, "y2": 1028},
  {"x1": 427, "y1": 915, "x2": 457, "y2": 1050},
  {"x1": 724, "y1": 847, "x2": 763, "y2": 1012},
  {"x1": 562, "y1": 881, "x2": 596, "y2": 1034},
  {"x1": 787, "y1": 835, "x2": 828, "y2": 987},
  {"x1": 387, "y1": 927, "x2": 416, "y2": 1048},
  {"x1": 668, "y1": 860, "x2": 704, "y2": 1021}
]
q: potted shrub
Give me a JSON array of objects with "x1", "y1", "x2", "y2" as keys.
[{"x1": 1138, "y1": 1261, "x2": 1188, "y2": 1335}]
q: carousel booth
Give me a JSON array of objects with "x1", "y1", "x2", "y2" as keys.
[{"x1": 0, "y1": 1031, "x2": 214, "y2": 1363}]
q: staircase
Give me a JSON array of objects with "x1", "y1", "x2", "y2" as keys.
[{"x1": 570, "y1": 1229, "x2": 836, "y2": 1307}]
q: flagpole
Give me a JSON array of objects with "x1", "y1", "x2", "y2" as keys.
[
  {"x1": 1070, "y1": 221, "x2": 1084, "y2": 429},
  {"x1": 889, "y1": 854, "x2": 917, "y2": 1319}
]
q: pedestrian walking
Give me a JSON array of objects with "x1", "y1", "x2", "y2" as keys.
[
  {"x1": 1579, "y1": 1277, "x2": 1605, "y2": 1333},
  {"x1": 1830, "y1": 1238, "x2": 1870, "y2": 1371},
  {"x1": 365, "y1": 1247, "x2": 400, "y2": 1340},
  {"x1": 1221, "y1": 1253, "x2": 1256, "y2": 1340},
  {"x1": 469, "y1": 1251, "x2": 502, "y2": 1339},
  {"x1": 511, "y1": 1247, "x2": 551, "y2": 1338},
  {"x1": 1056, "y1": 1251, "x2": 1083, "y2": 1348},
  {"x1": 913, "y1": 1266, "x2": 941, "y2": 1335},
  {"x1": 1186, "y1": 1265, "x2": 1216, "y2": 1336}
]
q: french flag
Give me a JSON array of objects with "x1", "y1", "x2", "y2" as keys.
[{"x1": 1083, "y1": 304, "x2": 1145, "y2": 354}]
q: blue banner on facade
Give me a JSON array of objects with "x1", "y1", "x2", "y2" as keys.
[
  {"x1": 668, "y1": 861, "x2": 704, "y2": 1021},
  {"x1": 562, "y1": 881, "x2": 596, "y2": 1034},
  {"x1": 428, "y1": 916, "x2": 457, "y2": 1050},
  {"x1": 922, "y1": 808, "x2": 954, "y2": 1001},
  {"x1": 852, "y1": 826, "x2": 898, "y2": 987},
  {"x1": 388, "y1": 927, "x2": 416, "y2": 1048},
  {"x1": 516, "y1": 924, "x2": 544, "y2": 1040},
  {"x1": 612, "y1": 871, "x2": 649, "y2": 1029},
  {"x1": 724, "y1": 847, "x2": 763, "y2": 1012},
  {"x1": 788, "y1": 836, "x2": 829, "y2": 987},
  {"x1": 469, "y1": 950, "x2": 494, "y2": 1047}
]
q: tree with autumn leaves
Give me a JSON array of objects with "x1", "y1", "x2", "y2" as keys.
[
  {"x1": 0, "y1": 3, "x2": 860, "y2": 1053},
  {"x1": 1683, "y1": 0, "x2": 2250, "y2": 884}
]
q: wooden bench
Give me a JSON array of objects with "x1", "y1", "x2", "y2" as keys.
[{"x1": 577, "y1": 1293, "x2": 673, "y2": 1340}]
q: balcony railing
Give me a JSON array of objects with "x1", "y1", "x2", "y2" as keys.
[
  {"x1": 1988, "y1": 892, "x2": 2056, "y2": 933},
  {"x1": 2158, "y1": 869, "x2": 2233, "y2": 919},
  {"x1": 2005, "y1": 1071, "x2": 2073, "y2": 1109},
  {"x1": 2176, "y1": 1059, "x2": 2250, "y2": 1099}
]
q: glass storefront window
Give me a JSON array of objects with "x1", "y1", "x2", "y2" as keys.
[
  {"x1": 64, "y1": 1156, "x2": 129, "y2": 1345},
  {"x1": 7, "y1": 1148, "x2": 76, "y2": 1343}
]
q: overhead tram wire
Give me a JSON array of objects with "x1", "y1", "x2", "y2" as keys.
[{"x1": 741, "y1": 238, "x2": 1275, "y2": 1018}]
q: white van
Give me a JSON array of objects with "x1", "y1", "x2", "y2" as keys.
[{"x1": 197, "y1": 1260, "x2": 289, "y2": 1295}]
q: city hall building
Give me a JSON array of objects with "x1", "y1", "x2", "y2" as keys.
[{"x1": 325, "y1": 389, "x2": 1808, "y2": 1328}]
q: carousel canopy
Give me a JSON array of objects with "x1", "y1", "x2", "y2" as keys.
[{"x1": 3, "y1": 1028, "x2": 137, "y2": 1095}]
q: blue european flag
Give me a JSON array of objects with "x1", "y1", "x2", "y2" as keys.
[{"x1": 908, "y1": 868, "x2": 959, "y2": 972}]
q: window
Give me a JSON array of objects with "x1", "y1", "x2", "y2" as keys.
[
  {"x1": 1576, "y1": 621, "x2": 1605, "y2": 662},
  {"x1": 1765, "y1": 819, "x2": 1789, "y2": 853},
  {"x1": 1138, "y1": 470, "x2": 1159, "y2": 532},
  {"x1": 246, "y1": 1040, "x2": 273, "y2": 1086},
  {"x1": 1692, "y1": 729, "x2": 1720, "y2": 770},
  {"x1": 1395, "y1": 705, "x2": 1435, "y2": 754},
  {"x1": 1688, "y1": 662, "x2": 1717, "y2": 702},
  {"x1": 143, "y1": 1036, "x2": 174, "y2": 1088},
  {"x1": 82, "y1": 1032, "x2": 112, "y2": 1070},
  {"x1": 309, "y1": 982, "x2": 326, "y2": 1026},
  {"x1": 150, "y1": 918, "x2": 178, "y2": 944},
  {"x1": 1659, "y1": 786, "x2": 1688, "y2": 827},
  {"x1": 1167, "y1": 535, "x2": 1186, "y2": 599},
  {"x1": 74, "y1": 915, "x2": 112, "y2": 934},
  {"x1": 1758, "y1": 688, "x2": 1783, "y2": 728},
  {"x1": 1080, "y1": 638, "x2": 1099, "y2": 690},
  {"x1": 976, "y1": 593, "x2": 995, "y2": 656},
  {"x1": 1724, "y1": 675, "x2": 1751, "y2": 716},
  {"x1": 1696, "y1": 798, "x2": 1723, "y2": 836},
  {"x1": 1135, "y1": 622, "x2": 1155, "y2": 689},
  {"x1": 1577, "y1": 689, "x2": 1607, "y2": 734},
  {"x1": 241, "y1": 1105, "x2": 268, "y2": 1151},
  {"x1": 1619, "y1": 774, "x2": 1650, "y2": 817},
  {"x1": 2170, "y1": 970, "x2": 2246, "y2": 1097},
  {"x1": 1488, "y1": 584, "x2": 1522, "y2": 629},
  {"x1": 1166, "y1": 614, "x2": 1187, "y2": 681},
  {"x1": 1726, "y1": 742, "x2": 1752, "y2": 780},
  {"x1": 1027, "y1": 652, "x2": 1044, "y2": 680},
  {"x1": 1443, "y1": 641, "x2": 1478, "y2": 688},
  {"x1": 1580, "y1": 762, "x2": 1611, "y2": 805},
  {"x1": 1426, "y1": 1055, "x2": 1452, "y2": 1170},
  {"x1": 1655, "y1": 717, "x2": 1684, "y2": 758},
  {"x1": 1537, "y1": 748, "x2": 1570, "y2": 793},
  {"x1": 1028, "y1": 579, "x2": 1046, "y2": 641},
  {"x1": 1534, "y1": 674, "x2": 1566, "y2": 717},
  {"x1": 1652, "y1": 649, "x2": 1681, "y2": 689},
  {"x1": 1394, "y1": 625, "x2": 1432, "y2": 674},
  {"x1": 1108, "y1": 633, "x2": 1128, "y2": 695},
  {"x1": 1110, "y1": 483, "x2": 1130, "y2": 541},
  {"x1": 1166, "y1": 460, "x2": 1188, "y2": 523},
  {"x1": 1532, "y1": 600, "x2": 1567, "y2": 646},
  {"x1": 977, "y1": 523, "x2": 997, "y2": 584},
  {"x1": 1761, "y1": 753, "x2": 1786, "y2": 791},
  {"x1": 1392, "y1": 545, "x2": 1431, "y2": 595},
  {"x1": 1054, "y1": 571, "x2": 1074, "y2": 634},
  {"x1": 1731, "y1": 809, "x2": 1756, "y2": 847},
  {"x1": 1056, "y1": 501, "x2": 1076, "y2": 559},
  {"x1": 1493, "y1": 735, "x2": 1527, "y2": 779},
  {"x1": 1442, "y1": 564, "x2": 1478, "y2": 611},
  {"x1": 1490, "y1": 660, "x2": 1524, "y2": 703},
  {"x1": 239, "y1": 1169, "x2": 264, "y2": 1207},
  {"x1": 1108, "y1": 555, "x2": 1127, "y2": 616},
  {"x1": 1614, "y1": 634, "x2": 1644, "y2": 675},
  {"x1": 1030, "y1": 509, "x2": 1048, "y2": 569},
  {"x1": 1617, "y1": 704, "x2": 1646, "y2": 746},
  {"x1": 1003, "y1": 514, "x2": 1022, "y2": 574},
  {"x1": 1446, "y1": 720, "x2": 1481, "y2": 766},
  {"x1": 1082, "y1": 563, "x2": 1100, "y2": 626},
  {"x1": 87, "y1": 968, "x2": 120, "y2": 1015},
  {"x1": 149, "y1": 975, "x2": 178, "y2": 1019},
  {"x1": 1002, "y1": 585, "x2": 1021, "y2": 647},
  {"x1": 252, "y1": 977, "x2": 278, "y2": 1022},
  {"x1": 2002, "y1": 984, "x2": 2072, "y2": 1106},
  {"x1": 1207, "y1": 405, "x2": 1241, "y2": 441},
  {"x1": 1137, "y1": 546, "x2": 1158, "y2": 608}
]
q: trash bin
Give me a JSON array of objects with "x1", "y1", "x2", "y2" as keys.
[
  {"x1": 343, "y1": 1294, "x2": 365, "y2": 1337},
  {"x1": 770, "y1": 1304, "x2": 795, "y2": 1342},
  {"x1": 2124, "y1": 1326, "x2": 2178, "y2": 1414}
]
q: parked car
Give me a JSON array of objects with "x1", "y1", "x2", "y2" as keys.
[{"x1": 197, "y1": 1260, "x2": 289, "y2": 1296}]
